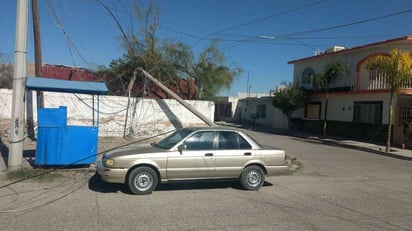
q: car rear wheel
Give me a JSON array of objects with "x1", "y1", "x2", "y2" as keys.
[
  {"x1": 240, "y1": 165, "x2": 265, "y2": 191},
  {"x1": 128, "y1": 166, "x2": 158, "y2": 195}
]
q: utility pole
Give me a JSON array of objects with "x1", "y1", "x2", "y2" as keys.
[
  {"x1": 139, "y1": 68, "x2": 216, "y2": 127},
  {"x1": 32, "y1": 0, "x2": 44, "y2": 108},
  {"x1": 9, "y1": 0, "x2": 29, "y2": 170},
  {"x1": 246, "y1": 71, "x2": 250, "y2": 97}
]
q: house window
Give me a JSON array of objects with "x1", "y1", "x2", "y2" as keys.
[
  {"x1": 302, "y1": 67, "x2": 314, "y2": 84},
  {"x1": 305, "y1": 102, "x2": 321, "y2": 119},
  {"x1": 402, "y1": 107, "x2": 412, "y2": 124},
  {"x1": 353, "y1": 101, "x2": 382, "y2": 124},
  {"x1": 256, "y1": 104, "x2": 266, "y2": 118}
]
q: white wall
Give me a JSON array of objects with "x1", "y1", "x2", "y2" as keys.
[
  {"x1": 236, "y1": 97, "x2": 288, "y2": 129},
  {"x1": 0, "y1": 89, "x2": 215, "y2": 137},
  {"x1": 309, "y1": 91, "x2": 392, "y2": 124}
]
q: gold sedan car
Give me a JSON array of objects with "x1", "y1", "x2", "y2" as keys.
[{"x1": 97, "y1": 127, "x2": 289, "y2": 195}]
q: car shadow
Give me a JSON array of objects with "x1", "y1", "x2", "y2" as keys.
[
  {"x1": 88, "y1": 173, "x2": 273, "y2": 194},
  {"x1": 156, "y1": 180, "x2": 273, "y2": 192},
  {"x1": 88, "y1": 172, "x2": 130, "y2": 194}
]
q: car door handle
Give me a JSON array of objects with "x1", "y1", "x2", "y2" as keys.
[
  {"x1": 244, "y1": 152, "x2": 252, "y2": 156},
  {"x1": 205, "y1": 153, "x2": 214, "y2": 157}
]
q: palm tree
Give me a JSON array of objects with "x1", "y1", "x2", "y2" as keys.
[
  {"x1": 311, "y1": 61, "x2": 349, "y2": 136},
  {"x1": 366, "y1": 49, "x2": 412, "y2": 152}
]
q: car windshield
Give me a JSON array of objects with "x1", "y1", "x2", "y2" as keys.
[{"x1": 153, "y1": 128, "x2": 195, "y2": 149}]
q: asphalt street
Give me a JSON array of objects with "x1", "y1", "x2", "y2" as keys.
[{"x1": 1, "y1": 129, "x2": 412, "y2": 230}]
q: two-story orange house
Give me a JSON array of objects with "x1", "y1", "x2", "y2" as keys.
[{"x1": 288, "y1": 36, "x2": 412, "y2": 147}]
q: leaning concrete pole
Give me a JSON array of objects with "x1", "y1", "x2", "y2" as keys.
[
  {"x1": 9, "y1": 0, "x2": 29, "y2": 170},
  {"x1": 139, "y1": 68, "x2": 216, "y2": 127}
]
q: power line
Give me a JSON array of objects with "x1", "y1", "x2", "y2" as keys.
[
  {"x1": 213, "y1": 7, "x2": 412, "y2": 53},
  {"x1": 278, "y1": 8, "x2": 412, "y2": 37},
  {"x1": 95, "y1": 0, "x2": 132, "y2": 51},
  {"x1": 45, "y1": 0, "x2": 91, "y2": 68},
  {"x1": 190, "y1": 0, "x2": 328, "y2": 48}
]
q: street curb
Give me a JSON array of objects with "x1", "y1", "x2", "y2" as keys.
[{"x1": 309, "y1": 137, "x2": 412, "y2": 161}]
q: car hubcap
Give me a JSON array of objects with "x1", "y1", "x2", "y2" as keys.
[
  {"x1": 247, "y1": 170, "x2": 261, "y2": 187},
  {"x1": 135, "y1": 173, "x2": 153, "y2": 191}
]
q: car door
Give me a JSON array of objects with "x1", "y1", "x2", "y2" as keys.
[
  {"x1": 214, "y1": 131, "x2": 256, "y2": 178},
  {"x1": 167, "y1": 131, "x2": 216, "y2": 179}
]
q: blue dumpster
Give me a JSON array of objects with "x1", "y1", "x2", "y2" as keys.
[{"x1": 26, "y1": 77, "x2": 108, "y2": 166}]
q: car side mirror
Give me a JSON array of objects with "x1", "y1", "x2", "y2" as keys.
[{"x1": 178, "y1": 144, "x2": 187, "y2": 154}]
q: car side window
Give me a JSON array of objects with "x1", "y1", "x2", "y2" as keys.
[
  {"x1": 184, "y1": 131, "x2": 215, "y2": 150},
  {"x1": 238, "y1": 135, "x2": 252, "y2": 149},
  {"x1": 218, "y1": 131, "x2": 252, "y2": 150}
]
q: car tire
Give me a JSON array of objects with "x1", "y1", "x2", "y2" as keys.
[
  {"x1": 128, "y1": 166, "x2": 158, "y2": 195},
  {"x1": 240, "y1": 165, "x2": 265, "y2": 191}
]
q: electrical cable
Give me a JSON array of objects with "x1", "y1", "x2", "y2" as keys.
[
  {"x1": 45, "y1": 0, "x2": 93, "y2": 68},
  {"x1": 280, "y1": 8, "x2": 412, "y2": 38},
  {"x1": 95, "y1": 0, "x2": 131, "y2": 48},
  {"x1": 0, "y1": 128, "x2": 177, "y2": 214},
  {"x1": 190, "y1": 0, "x2": 327, "y2": 48},
  {"x1": 187, "y1": 6, "x2": 412, "y2": 53}
]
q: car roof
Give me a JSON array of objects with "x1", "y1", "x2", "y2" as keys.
[{"x1": 183, "y1": 126, "x2": 244, "y2": 132}]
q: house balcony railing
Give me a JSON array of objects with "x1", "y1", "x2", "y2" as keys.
[
  {"x1": 354, "y1": 70, "x2": 412, "y2": 90},
  {"x1": 299, "y1": 72, "x2": 412, "y2": 92}
]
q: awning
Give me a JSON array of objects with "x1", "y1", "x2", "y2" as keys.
[{"x1": 26, "y1": 76, "x2": 108, "y2": 94}]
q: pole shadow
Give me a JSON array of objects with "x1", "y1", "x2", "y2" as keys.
[{"x1": 0, "y1": 136, "x2": 9, "y2": 169}]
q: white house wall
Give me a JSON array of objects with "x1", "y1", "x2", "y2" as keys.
[
  {"x1": 0, "y1": 89, "x2": 214, "y2": 137},
  {"x1": 270, "y1": 104, "x2": 289, "y2": 129},
  {"x1": 309, "y1": 91, "x2": 393, "y2": 124},
  {"x1": 236, "y1": 97, "x2": 288, "y2": 129}
]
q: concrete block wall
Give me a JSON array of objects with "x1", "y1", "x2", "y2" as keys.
[{"x1": 0, "y1": 89, "x2": 215, "y2": 137}]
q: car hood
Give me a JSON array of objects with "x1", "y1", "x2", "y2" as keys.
[{"x1": 106, "y1": 143, "x2": 167, "y2": 158}]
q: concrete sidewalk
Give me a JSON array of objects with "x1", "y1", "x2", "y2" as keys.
[{"x1": 306, "y1": 135, "x2": 412, "y2": 160}]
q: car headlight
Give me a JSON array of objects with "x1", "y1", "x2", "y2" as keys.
[{"x1": 102, "y1": 156, "x2": 114, "y2": 167}]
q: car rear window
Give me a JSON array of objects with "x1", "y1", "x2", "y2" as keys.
[{"x1": 218, "y1": 131, "x2": 252, "y2": 149}]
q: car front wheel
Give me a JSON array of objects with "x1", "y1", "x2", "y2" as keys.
[
  {"x1": 240, "y1": 165, "x2": 265, "y2": 191},
  {"x1": 128, "y1": 166, "x2": 158, "y2": 195}
]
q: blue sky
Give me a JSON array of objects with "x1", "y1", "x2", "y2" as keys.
[{"x1": 1, "y1": 0, "x2": 412, "y2": 96}]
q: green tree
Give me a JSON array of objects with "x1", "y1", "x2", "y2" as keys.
[
  {"x1": 163, "y1": 40, "x2": 242, "y2": 99},
  {"x1": 366, "y1": 49, "x2": 412, "y2": 152},
  {"x1": 0, "y1": 54, "x2": 13, "y2": 89},
  {"x1": 102, "y1": 2, "x2": 177, "y2": 96},
  {"x1": 194, "y1": 42, "x2": 242, "y2": 99},
  {"x1": 103, "y1": 1, "x2": 241, "y2": 99},
  {"x1": 311, "y1": 61, "x2": 349, "y2": 136},
  {"x1": 272, "y1": 83, "x2": 307, "y2": 129},
  {"x1": 0, "y1": 63, "x2": 13, "y2": 89}
]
